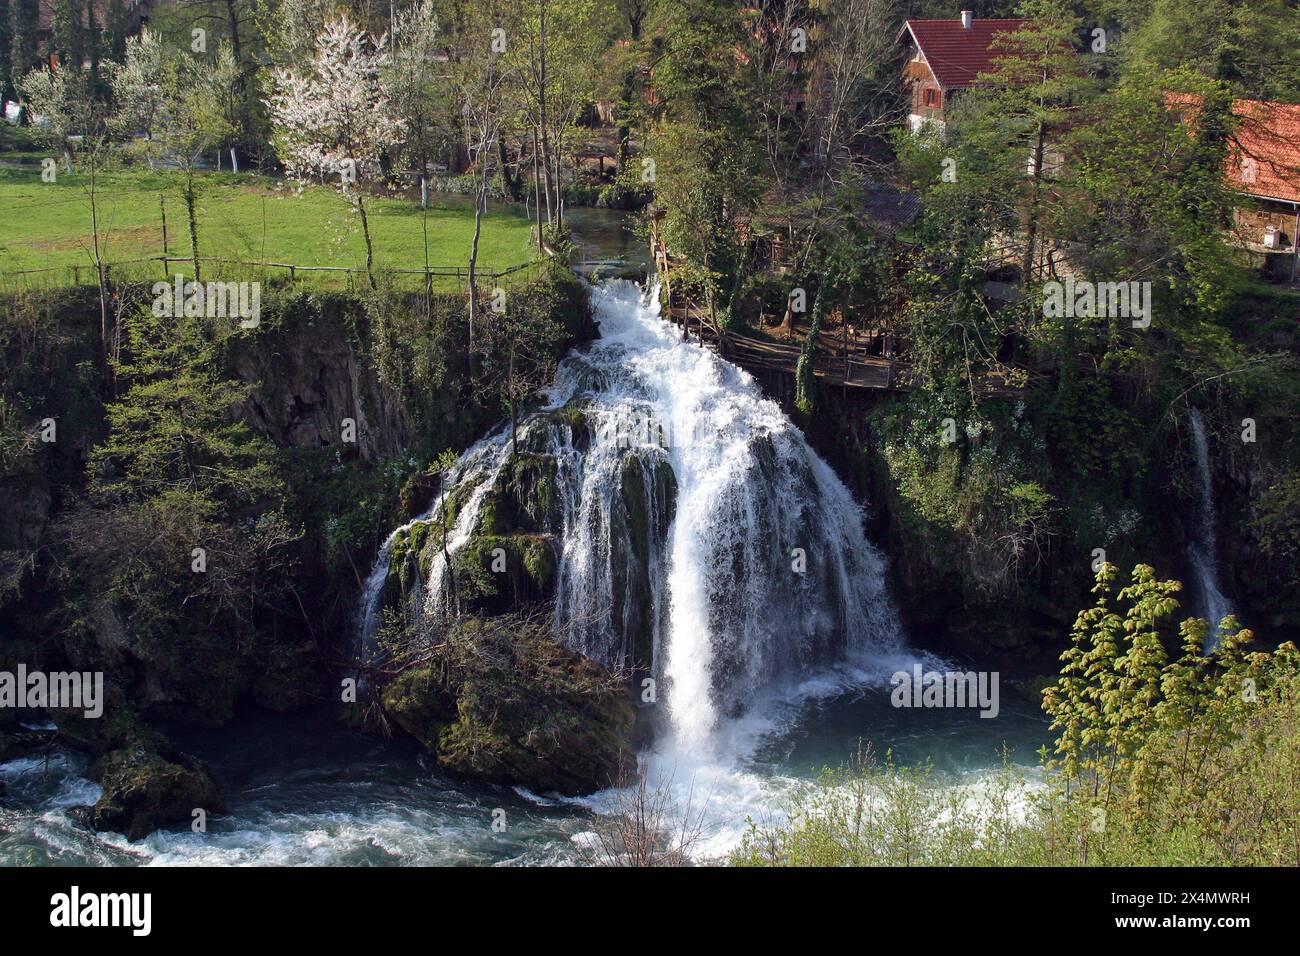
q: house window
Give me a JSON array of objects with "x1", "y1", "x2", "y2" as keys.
[{"x1": 924, "y1": 88, "x2": 941, "y2": 108}]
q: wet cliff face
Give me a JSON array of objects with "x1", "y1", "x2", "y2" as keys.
[
  {"x1": 230, "y1": 320, "x2": 412, "y2": 463},
  {"x1": 376, "y1": 398, "x2": 679, "y2": 677},
  {"x1": 0, "y1": 288, "x2": 109, "y2": 587},
  {"x1": 1213, "y1": 410, "x2": 1300, "y2": 637}
]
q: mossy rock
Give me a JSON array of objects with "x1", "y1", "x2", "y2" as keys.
[
  {"x1": 451, "y1": 533, "x2": 559, "y2": 614},
  {"x1": 471, "y1": 452, "x2": 562, "y2": 539},
  {"x1": 380, "y1": 619, "x2": 635, "y2": 796},
  {"x1": 551, "y1": 403, "x2": 592, "y2": 451},
  {"x1": 382, "y1": 485, "x2": 472, "y2": 618},
  {"x1": 611, "y1": 451, "x2": 676, "y2": 671},
  {"x1": 84, "y1": 745, "x2": 225, "y2": 841},
  {"x1": 506, "y1": 453, "x2": 561, "y2": 532},
  {"x1": 49, "y1": 684, "x2": 164, "y2": 757},
  {"x1": 377, "y1": 667, "x2": 458, "y2": 749}
]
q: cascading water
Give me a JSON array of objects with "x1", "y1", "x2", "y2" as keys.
[
  {"x1": 358, "y1": 279, "x2": 904, "y2": 754},
  {"x1": 1186, "y1": 406, "x2": 1235, "y2": 645}
]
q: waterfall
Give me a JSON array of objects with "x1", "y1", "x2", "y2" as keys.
[
  {"x1": 1186, "y1": 406, "x2": 1234, "y2": 645},
  {"x1": 355, "y1": 435, "x2": 513, "y2": 659},
  {"x1": 358, "y1": 279, "x2": 904, "y2": 752}
]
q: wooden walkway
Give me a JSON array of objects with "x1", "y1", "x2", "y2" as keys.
[
  {"x1": 650, "y1": 223, "x2": 1028, "y2": 398},
  {"x1": 666, "y1": 306, "x2": 902, "y2": 391}
]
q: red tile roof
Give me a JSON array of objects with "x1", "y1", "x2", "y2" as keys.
[
  {"x1": 1167, "y1": 93, "x2": 1300, "y2": 204},
  {"x1": 902, "y1": 18, "x2": 1028, "y2": 90}
]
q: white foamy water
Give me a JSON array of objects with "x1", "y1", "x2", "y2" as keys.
[
  {"x1": 361, "y1": 278, "x2": 906, "y2": 760},
  {"x1": 1, "y1": 279, "x2": 1046, "y2": 867}
]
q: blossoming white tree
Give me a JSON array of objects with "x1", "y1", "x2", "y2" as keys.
[{"x1": 267, "y1": 16, "x2": 405, "y2": 287}]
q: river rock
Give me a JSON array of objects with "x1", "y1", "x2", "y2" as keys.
[
  {"x1": 381, "y1": 618, "x2": 634, "y2": 795},
  {"x1": 84, "y1": 746, "x2": 225, "y2": 842}
]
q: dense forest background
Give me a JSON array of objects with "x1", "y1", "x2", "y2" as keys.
[{"x1": 0, "y1": 0, "x2": 1298, "y2": 858}]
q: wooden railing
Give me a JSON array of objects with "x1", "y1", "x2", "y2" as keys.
[
  {"x1": 665, "y1": 305, "x2": 902, "y2": 391},
  {"x1": 1, "y1": 254, "x2": 541, "y2": 290}
]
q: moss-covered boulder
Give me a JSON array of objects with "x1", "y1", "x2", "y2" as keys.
[
  {"x1": 450, "y1": 533, "x2": 560, "y2": 614},
  {"x1": 381, "y1": 615, "x2": 634, "y2": 795},
  {"x1": 611, "y1": 450, "x2": 676, "y2": 671},
  {"x1": 83, "y1": 746, "x2": 225, "y2": 841}
]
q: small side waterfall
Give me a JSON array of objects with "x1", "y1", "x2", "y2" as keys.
[
  {"x1": 1186, "y1": 407, "x2": 1235, "y2": 644},
  {"x1": 358, "y1": 279, "x2": 904, "y2": 753}
]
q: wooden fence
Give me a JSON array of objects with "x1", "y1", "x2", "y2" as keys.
[{"x1": 1, "y1": 254, "x2": 542, "y2": 292}]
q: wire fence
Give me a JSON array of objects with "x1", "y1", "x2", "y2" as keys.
[{"x1": 0, "y1": 253, "x2": 546, "y2": 295}]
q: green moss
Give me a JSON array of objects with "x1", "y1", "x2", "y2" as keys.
[
  {"x1": 475, "y1": 489, "x2": 509, "y2": 536},
  {"x1": 87, "y1": 745, "x2": 226, "y2": 841},
  {"x1": 522, "y1": 535, "x2": 557, "y2": 593},
  {"x1": 615, "y1": 452, "x2": 676, "y2": 669},
  {"x1": 537, "y1": 403, "x2": 590, "y2": 451},
  {"x1": 380, "y1": 667, "x2": 457, "y2": 749},
  {"x1": 507, "y1": 453, "x2": 561, "y2": 531},
  {"x1": 379, "y1": 614, "x2": 635, "y2": 795},
  {"x1": 390, "y1": 518, "x2": 434, "y2": 569}
]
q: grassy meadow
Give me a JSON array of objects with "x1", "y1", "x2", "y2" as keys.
[{"x1": 0, "y1": 163, "x2": 537, "y2": 289}]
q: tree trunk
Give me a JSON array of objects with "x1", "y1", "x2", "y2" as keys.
[
  {"x1": 467, "y1": 169, "x2": 488, "y2": 375},
  {"x1": 1022, "y1": 123, "x2": 1045, "y2": 287},
  {"x1": 357, "y1": 193, "x2": 376, "y2": 289},
  {"x1": 531, "y1": 127, "x2": 544, "y2": 249},
  {"x1": 538, "y1": 1, "x2": 554, "y2": 225},
  {"x1": 185, "y1": 170, "x2": 201, "y2": 283},
  {"x1": 224, "y1": 0, "x2": 253, "y2": 161},
  {"x1": 89, "y1": 155, "x2": 108, "y2": 360},
  {"x1": 552, "y1": 127, "x2": 564, "y2": 235},
  {"x1": 498, "y1": 135, "x2": 521, "y2": 200}
]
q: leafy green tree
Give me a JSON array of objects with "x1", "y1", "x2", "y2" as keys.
[
  {"x1": 1125, "y1": 0, "x2": 1300, "y2": 102},
  {"x1": 9, "y1": 0, "x2": 39, "y2": 113},
  {"x1": 610, "y1": 0, "x2": 653, "y2": 175},
  {"x1": 50, "y1": 0, "x2": 86, "y2": 74},
  {"x1": 0, "y1": 0, "x2": 13, "y2": 105},
  {"x1": 977, "y1": 0, "x2": 1101, "y2": 286},
  {"x1": 115, "y1": 44, "x2": 237, "y2": 281},
  {"x1": 793, "y1": 212, "x2": 892, "y2": 414},
  {"x1": 1040, "y1": 71, "x2": 1241, "y2": 380},
  {"x1": 91, "y1": 311, "x2": 281, "y2": 511},
  {"x1": 893, "y1": 107, "x2": 1032, "y2": 399},
  {"x1": 1041, "y1": 562, "x2": 1300, "y2": 862},
  {"x1": 888, "y1": 0, "x2": 1104, "y2": 399},
  {"x1": 644, "y1": 0, "x2": 766, "y2": 332},
  {"x1": 55, "y1": 307, "x2": 300, "y2": 719}
]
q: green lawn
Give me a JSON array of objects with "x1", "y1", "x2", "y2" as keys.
[{"x1": 0, "y1": 166, "x2": 536, "y2": 288}]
